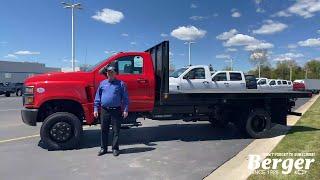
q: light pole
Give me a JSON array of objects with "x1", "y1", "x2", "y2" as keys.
[
  {"x1": 62, "y1": 2, "x2": 82, "y2": 72},
  {"x1": 184, "y1": 41, "x2": 195, "y2": 66},
  {"x1": 227, "y1": 57, "x2": 233, "y2": 70}
]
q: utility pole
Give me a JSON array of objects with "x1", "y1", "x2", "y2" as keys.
[
  {"x1": 62, "y1": 2, "x2": 82, "y2": 72},
  {"x1": 258, "y1": 61, "x2": 261, "y2": 78},
  {"x1": 184, "y1": 42, "x2": 195, "y2": 66}
]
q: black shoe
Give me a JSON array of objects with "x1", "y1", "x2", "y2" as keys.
[
  {"x1": 113, "y1": 149, "x2": 120, "y2": 156},
  {"x1": 98, "y1": 148, "x2": 107, "y2": 156}
]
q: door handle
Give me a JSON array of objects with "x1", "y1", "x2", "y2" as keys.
[
  {"x1": 224, "y1": 82, "x2": 229, "y2": 85},
  {"x1": 137, "y1": 78, "x2": 148, "y2": 83},
  {"x1": 203, "y1": 81, "x2": 209, "y2": 84}
]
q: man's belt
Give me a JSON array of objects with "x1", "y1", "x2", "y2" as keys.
[{"x1": 103, "y1": 106, "x2": 121, "y2": 110}]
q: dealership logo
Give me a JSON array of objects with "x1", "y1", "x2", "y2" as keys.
[{"x1": 248, "y1": 153, "x2": 315, "y2": 175}]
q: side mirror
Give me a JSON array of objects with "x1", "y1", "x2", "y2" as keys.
[{"x1": 183, "y1": 75, "x2": 189, "y2": 79}]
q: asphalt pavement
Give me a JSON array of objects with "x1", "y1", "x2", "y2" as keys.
[{"x1": 0, "y1": 95, "x2": 311, "y2": 180}]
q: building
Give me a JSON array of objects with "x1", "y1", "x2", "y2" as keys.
[{"x1": 0, "y1": 60, "x2": 61, "y2": 83}]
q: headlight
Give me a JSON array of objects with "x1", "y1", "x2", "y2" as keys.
[{"x1": 25, "y1": 86, "x2": 34, "y2": 94}]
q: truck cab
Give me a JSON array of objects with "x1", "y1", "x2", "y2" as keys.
[
  {"x1": 211, "y1": 71, "x2": 246, "y2": 90},
  {"x1": 169, "y1": 65, "x2": 212, "y2": 91}
]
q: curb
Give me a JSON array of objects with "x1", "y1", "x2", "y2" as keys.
[{"x1": 204, "y1": 95, "x2": 320, "y2": 180}]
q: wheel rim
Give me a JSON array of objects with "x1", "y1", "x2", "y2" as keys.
[
  {"x1": 18, "y1": 90, "x2": 22, "y2": 96},
  {"x1": 50, "y1": 122, "x2": 73, "y2": 142},
  {"x1": 251, "y1": 115, "x2": 266, "y2": 133}
]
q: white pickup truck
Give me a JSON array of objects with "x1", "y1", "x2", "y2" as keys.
[
  {"x1": 169, "y1": 65, "x2": 247, "y2": 91},
  {"x1": 257, "y1": 78, "x2": 293, "y2": 91}
]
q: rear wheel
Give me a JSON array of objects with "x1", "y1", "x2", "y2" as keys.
[
  {"x1": 238, "y1": 109, "x2": 271, "y2": 138},
  {"x1": 40, "y1": 112, "x2": 83, "y2": 150}
]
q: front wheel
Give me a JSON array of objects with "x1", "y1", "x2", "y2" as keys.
[
  {"x1": 5, "y1": 92, "x2": 10, "y2": 97},
  {"x1": 40, "y1": 112, "x2": 83, "y2": 150}
]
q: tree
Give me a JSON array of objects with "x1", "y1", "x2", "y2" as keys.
[
  {"x1": 249, "y1": 49, "x2": 269, "y2": 78},
  {"x1": 304, "y1": 60, "x2": 320, "y2": 79}
]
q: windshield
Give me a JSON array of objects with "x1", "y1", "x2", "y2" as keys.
[{"x1": 169, "y1": 68, "x2": 188, "y2": 78}]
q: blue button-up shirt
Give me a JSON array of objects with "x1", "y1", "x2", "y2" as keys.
[{"x1": 94, "y1": 79, "x2": 129, "y2": 112}]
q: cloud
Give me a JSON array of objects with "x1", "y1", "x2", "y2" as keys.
[
  {"x1": 190, "y1": 3, "x2": 197, "y2": 8},
  {"x1": 244, "y1": 42, "x2": 274, "y2": 51},
  {"x1": 273, "y1": 0, "x2": 320, "y2": 19},
  {"x1": 14, "y1": 50, "x2": 40, "y2": 55},
  {"x1": 274, "y1": 53, "x2": 304, "y2": 61},
  {"x1": 222, "y1": 33, "x2": 273, "y2": 51},
  {"x1": 253, "y1": 20, "x2": 288, "y2": 35},
  {"x1": 92, "y1": 8, "x2": 124, "y2": 24},
  {"x1": 4, "y1": 54, "x2": 17, "y2": 59},
  {"x1": 189, "y1": 16, "x2": 207, "y2": 21},
  {"x1": 104, "y1": 50, "x2": 117, "y2": 54},
  {"x1": 216, "y1": 29, "x2": 238, "y2": 40},
  {"x1": 0, "y1": 41, "x2": 8, "y2": 46},
  {"x1": 226, "y1": 48, "x2": 238, "y2": 52},
  {"x1": 298, "y1": 38, "x2": 320, "y2": 47},
  {"x1": 171, "y1": 26, "x2": 206, "y2": 41},
  {"x1": 231, "y1": 8, "x2": 241, "y2": 17},
  {"x1": 317, "y1": 30, "x2": 320, "y2": 34},
  {"x1": 224, "y1": 34, "x2": 259, "y2": 46},
  {"x1": 231, "y1": 11, "x2": 241, "y2": 18},
  {"x1": 272, "y1": 10, "x2": 292, "y2": 17},
  {"x1": 161, "y1": 33, "x2": 168, "y2": 37},
  {"x1": 160, "y1": 33, "x2": 168, "y2": 37},
  {"x1": 130, "y1": 42, "x2": 137, "y2": 45},
  {"x1": 288, "y1": 44, "x2": 297, "y2": 49},
  {"x1": 121, "y1": 33, "x2": 129, "y2": 37},
  {"x1": 216, "y1": 54, "x2": 230, "y2": 59}
]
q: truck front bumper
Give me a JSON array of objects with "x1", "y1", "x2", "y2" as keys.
[{"x1": 21, "y1": 108, "x2": 38, "y2": 126}]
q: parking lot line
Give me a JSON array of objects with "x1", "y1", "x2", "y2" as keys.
[
  {"x1": 0, "y1": 109, "x2": 21, "y2": 112},
  {"x1": 0, "y1": 126, "x2": 92, "y2": 144},
  {"x1": 0, "y1": 134, "x2": 40, "y2": 144}
]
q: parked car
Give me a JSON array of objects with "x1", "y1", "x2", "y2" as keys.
[
  {"x1": 293, "y1": 79, "x2": 320, "y2": 94},
  {"x1": 169, "y1": 65, "x2": 247, "y2": 91},
  {"x1": 169, "y1": 65, "x2": 212, "y2": 91},
  {"x1": 0, "y1": 82, "x2": 24, "y2": 97},
  {"x1": 256, "y1": 78, "x2": 270, "y2": 90}
]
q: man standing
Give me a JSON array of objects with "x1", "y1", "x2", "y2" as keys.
[{"x1": 94, "y1": 65, "x2": 129, "y2": 156}]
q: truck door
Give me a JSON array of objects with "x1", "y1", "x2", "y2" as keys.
[
  {"x1": 95, "y1": 55, "x2": 152, "y2": 111},
  {"x1": 229, "y1": 72, "x2": 246, "y2": 90},
  {"x1": 181, "y1": 67, "x2": 209, "y2": 90},
  {"x1": 212, "y1": 72, "x2": 229, "y2": 90}
]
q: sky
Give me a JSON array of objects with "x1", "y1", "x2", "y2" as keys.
[{"x1": 1, "y1": 0, "x2": 320, "y2": 72}]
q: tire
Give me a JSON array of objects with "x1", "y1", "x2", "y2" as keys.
[
  {"x1": 40, "y1": 112, "x2": 83, "y2": 150},
  {"x1": 5, "y1": 92, "x2": 10, "y2": 97},
  {"x1": 243, "y1": 109, "x2": 271, "y2": 138},
  {"x1": 16, "y1": 89, "x2": 22, "y2": 96}
]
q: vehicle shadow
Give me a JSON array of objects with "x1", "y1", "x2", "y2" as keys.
[
  {"x1": 38, "y1": 123, "x2": 319, "y2": 151},
  {"x1": 79, "y1": 123, "x2": 247, "y2": 149}
]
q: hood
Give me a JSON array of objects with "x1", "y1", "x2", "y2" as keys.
[{"x1": 24, "y1": 71, "x2": 92, "y2": 85}]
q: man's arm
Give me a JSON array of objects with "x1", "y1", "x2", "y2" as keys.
[
  {"x1": 94, "y1": 82, "x2": 103, "y2": 112},
  {"x1": 121, "y1": 82, "x2": 129, "y2": 112}
]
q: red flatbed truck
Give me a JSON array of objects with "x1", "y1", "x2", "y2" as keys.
[{"x1": 21, "y1": 41, "x2": 310, "y2": 150}]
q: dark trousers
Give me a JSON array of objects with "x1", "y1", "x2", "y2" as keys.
[{"x1": 100, "y1": 107, "x2": 122, "y2": 150}]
